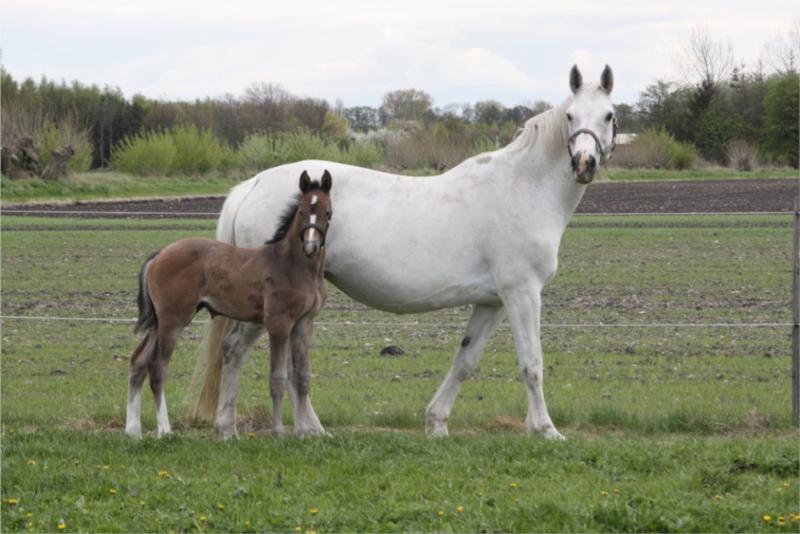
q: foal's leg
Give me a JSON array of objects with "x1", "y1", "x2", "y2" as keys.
[
  {"x1": 126, "y1": 334, "x2": 157, "y2": 439},
  {"x1": 267, "y1": 326, "x2": 292, "y2": 437},
  {"x1": 215, "y1": 322, "x2": 264, "y2": 439},
  {"x1": 501, "y1": 283, "x2": 564, "y2": 440},
  {"x1": 149, "y1": 320, "x2": 185, "y2": 438},
  {"x1": 425, "y1": 304, "x2": 505, "y2": 437},
  {"x1": 289, "y1": 318, "x2": 327, "y2": 437}
]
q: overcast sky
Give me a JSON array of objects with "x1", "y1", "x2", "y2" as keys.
[{"x1": 1, "y1": 0, "x2": 797, "y2": 109}]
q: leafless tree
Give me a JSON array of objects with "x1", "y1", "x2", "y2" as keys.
[
  {"x1": 762, "y1": 20, "x2": 800, "y2": 74},
  {"x1": 675, "y1": 26, "x2": 735, "y2": 85}
]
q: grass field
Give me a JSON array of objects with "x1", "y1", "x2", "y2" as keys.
[{"x1": 1, "y1": 213, "x2": 798, "y2": 532}]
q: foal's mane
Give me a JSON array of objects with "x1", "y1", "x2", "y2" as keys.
[{"x1": 264, "y1": 180, "x2": 324, "y2": 244}]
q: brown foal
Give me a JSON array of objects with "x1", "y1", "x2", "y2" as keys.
[{"x1": 125, "y1": 170, "x2": 333, "y2": 438}]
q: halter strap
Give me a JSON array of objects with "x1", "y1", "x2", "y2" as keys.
[{"x1": 567, "y1": 117, "x2": 617, "y2": 161}]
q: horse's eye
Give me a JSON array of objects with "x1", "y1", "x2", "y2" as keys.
[
  {"x1": 326, "y1": 210, "x2": 333, "y2": 220},
  {"x1": 566, "y1": 113, "x2": 573, "y2": 122},
  {"x1": 605, "y1": 112, "x2": 614, "y2": 122}
]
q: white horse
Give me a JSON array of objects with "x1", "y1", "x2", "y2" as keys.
[{"x1": 192, "y1": 65, "x2": 616, "y2": 439}]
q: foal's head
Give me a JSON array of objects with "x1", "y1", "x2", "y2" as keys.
[
  {"x1": 565, "y1": 65, "x2": 617, "y2": 184},
  {"x1": 297, "y1": 170, "x2": 333, "y2": 257}
]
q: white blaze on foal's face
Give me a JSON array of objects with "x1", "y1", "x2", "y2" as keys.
[{"x1": 307, "y1": 195, "x2": 319, "y2": 242}]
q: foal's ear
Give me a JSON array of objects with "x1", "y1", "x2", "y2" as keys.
[
  {"x1": 600, "y1": 64, "x2": 614, "y2": 94},
  {"x1": 569, "y1": 64, "x2": 583, "y2": 94},
  {"x1": 299, "y1": 170, "x2": 311, "y2": 192},
  {"x1": 321, "y1": 170, "x2": 332, "y2": 193}
]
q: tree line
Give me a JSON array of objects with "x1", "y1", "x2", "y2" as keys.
[{"x1": 1, "y1": 26, "x2": 797, "y2": 177}]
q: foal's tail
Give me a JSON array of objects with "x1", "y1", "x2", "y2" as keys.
[{"x1": 134, "y1": 252, "x2": 159, "y2": 334}]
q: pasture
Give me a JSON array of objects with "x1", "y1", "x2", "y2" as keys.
[{"x1": 1, "y1": 213, "x2": 798, "y2": 532}]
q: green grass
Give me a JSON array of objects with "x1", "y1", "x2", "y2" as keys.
[
  {"x1": 604, "y1": 167, "x2": 798, "y2": 181},
  {"x1": 1, "y1": 213, "x2": 798, "y2": 532},
  {"x1": 1, "y1": 171, "x2": 245, "y2": 204}
]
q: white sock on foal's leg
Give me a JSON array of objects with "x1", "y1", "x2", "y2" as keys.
[
  {"x1": 125, "y1": 388, "x2": 143, "y2": 438},
  {"x1": 156, "y1": 391, "x2": 172, "y2": 437}
]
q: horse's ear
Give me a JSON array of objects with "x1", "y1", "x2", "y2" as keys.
[
  {"x1": 321, "y1": 170, "x2": 332, "y2": 193},
  {"x1": 569, "y1": 65, "x2": 583, "y2": 94},
  {"x1": 600, "y1": 64, "x2": 614, "y2": 94},
  {"x1": 299, "y1": 170, "x2": 311, "y2": 192}
]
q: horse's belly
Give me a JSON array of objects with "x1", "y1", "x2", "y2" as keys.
[{"x1": 325, "y1": 266, "x2": 500, "y2": 314}]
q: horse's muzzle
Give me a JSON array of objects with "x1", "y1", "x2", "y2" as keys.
[
  {"x1": 571, "y1": 152, "x2": 596, "y2": 184},
  {"x1": 303, "y1": 241, "x2": 320, "y2": 257}
]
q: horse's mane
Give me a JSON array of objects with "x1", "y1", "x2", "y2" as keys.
[
  {"x1": 502, "y1": 97, "x2": 571, "y2": 158},
  {"x1": 264, "y1": 181, "x2": 324, "y2": 244}
]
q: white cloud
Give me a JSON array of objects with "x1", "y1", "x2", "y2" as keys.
[{"x1": 1, "y1": 0, "x2": 796, "y2": 106}]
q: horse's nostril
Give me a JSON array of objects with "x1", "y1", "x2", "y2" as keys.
[
  {"x1": 571, "y1": 154, "x2": 580, "y2": 169},
  {"x1": 588, "y1": 155, "x2": 596, "y2": 169}
]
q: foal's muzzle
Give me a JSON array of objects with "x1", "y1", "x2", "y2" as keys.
[{"x1": 301, "y1": 224, "x2": 327, "y2": 257}]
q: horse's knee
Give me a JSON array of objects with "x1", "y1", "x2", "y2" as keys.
[
  {"x1": 294, "y1": 371, "x2": 310, "y2": 397},
  {"x1": 519, "y1": 364, "x2": 542, "y2": 387}
]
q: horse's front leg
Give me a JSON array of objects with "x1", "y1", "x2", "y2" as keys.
[
  {"x1": 215, "y1": 321, "x2": 264, "y2": 439},
  {"x1": 267, "y1": 326, "x2": 291, "y2": 437},
  {"x1": 501, "y1": 283, "x2": 564, "y2": 440},
  {"x1": 288, "y1": 317, "x2": 328, "y2": 437},
  {"x1": 425, "y1": 304, "x2": 505, "y2": 437}
]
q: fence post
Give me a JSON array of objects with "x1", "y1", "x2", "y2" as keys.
[{"x1": 793, "y1": 200, "x2": 799, "y2": 426}]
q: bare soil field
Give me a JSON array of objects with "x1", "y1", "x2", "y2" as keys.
[{"x1": 2, "y1": 178, "x2": 797, "y2": 218}]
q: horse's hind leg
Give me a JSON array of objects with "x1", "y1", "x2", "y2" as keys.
[
  {"x1": 126, "y1": 334, "x2": 157, "y2": 439},
  {"x1": 426, "y1": 304, "x2": 505, "y2": 437},
  {"x1": 215, "y1": 321, "x2": 263, "y2": 439},
  {"x1": 289, "y1": 318, "x2": 327, "y2": 437},
  {"x1": 149, "y1": 320, "x2": 184, "y2": 437}
]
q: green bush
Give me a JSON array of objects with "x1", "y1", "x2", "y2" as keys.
[
  {"x1": 111, "y1": 125, "x2": 231, "y2": 175},
  {"x1": 235, "y1": 131, "x2": 381, "y2": 171},
  {"x1": 171, "y1": 124, "x2": 231, "y2": 175},
  {"x1": 762, "y1": 73, "x2": 799, "y2": 167},
  {"x1": 613, "y1": 128, "x2": 696, "y2": 170},
  {"x1": 38, "y1": 120, "x2": 93, "y2": 172},
  {"x1": 111, "y1": 130, "x2": 176, "y2": 175}
]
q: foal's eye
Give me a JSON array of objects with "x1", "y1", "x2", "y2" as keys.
[
  {"x1": 566, "y1": 113, "x2": 573, "y2": 122},
  {"x1": 605, "y1": 112, "x2": 614, "y2": 122}
]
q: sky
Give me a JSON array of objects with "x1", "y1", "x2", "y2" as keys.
[{"x1": 1, "y1": 0, "x2": 797, "y2": 109}]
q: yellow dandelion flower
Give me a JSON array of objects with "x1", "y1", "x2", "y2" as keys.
[
  {"x1": 713, "y1": 495, "x2": 723, "y2": 500},
  {"x1": 26, "y1": 513, "x2": 32, "y2": 519},
  {"x1": 456, "y1": 505, "x2": 465, "y2": 513},
  {"x1": 778, "y1": 517, "x2": 785, "y2": 525},
  {"x1": 102, "y1": 465, "x2": 110, "y2": 470},
  {"x1": 26, "y1": 459, "x2": 36, "y2": 466},
  {"x1": 246, "y1": 432, "x2": 256, "y2": 438},
  {"x1": 217, "y1": 503, "x2": 225, "y2": 510},
  {"x1": 294, "y1": 527, "x2": 302, "y2": 533},
  {"x1": 762, "y1": 515, "x2": 772, "y2": 523},
  {"x1": 57, "y1": 519, "x2": 66, "y2": 530},
  {"x1": 437, "y1": 510, "x2": 444, "y2": 517},
  {"x1": 509, "y1": 482, "x2": 518, "y2": 489},
  {"x1": 199, "y1": 515, "x2": 208, "y2": 522},
  {"x1": 245, "y1": 521, "x2": 251, "y2": 528},
  {"x1": 157, "y1": 470, "x2": 171, "y2": 478},
  {"x1": 613, "y1": 488, "x2": 620, "y2": 494},
  {"x1": 791, "y1": 513, "x2": 800, "y2": 522},
  {"x1": 139, "y1": 500, "x2": 145, "y2": 507},
  {"x1": 109, "y1": 488, "x2": 117, "y2": 495},
  {"x1": 309, "y1": 507, "x2": 319, "y2": 515},
  {"x1": 600, "y1": 491, "x2": 609, "y2": 497},
  {"x1": 27, "y1": 522, "x2": 33, "y2": 530},
  {"x1": 7, "y1": 498, "x2": 18, "y2": 506}
]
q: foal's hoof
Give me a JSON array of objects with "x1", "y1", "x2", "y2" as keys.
[
  {"x1": 426, "y1": 419, "x2": 449, "y2": 438},
  {"x1": 530, "y1": 425, "x2": 565, "y2": 441},
  {"x1": 125, "y1": 427, "x2": 142, "y2": 440}
]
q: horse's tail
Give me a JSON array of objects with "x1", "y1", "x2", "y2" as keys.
[
  {"x1": 133, "y1": 252, "x2": 159, "y2": 334},
  {"x1": 188, "y1": 179, "x2": 255, "y2": 420}
]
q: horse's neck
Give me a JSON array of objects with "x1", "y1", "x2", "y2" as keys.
[{"x1": 509, "y1": 143, "x2": 586, "y2": 234}]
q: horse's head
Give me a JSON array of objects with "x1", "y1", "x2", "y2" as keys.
[
  {"x1": 297, "y1": 169, "x2": 333, "y2": 257},
  {"x1": 566, "y1": 65, "x2": 617, "y2": 184}
]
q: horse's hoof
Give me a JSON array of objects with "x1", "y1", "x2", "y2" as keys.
[
  {"x1": 426, "y1": 421, "x2": 449, "y2": 438},
  {"x1": 530, "y1": 424, "x2": 565, "y2": 441},
  {"x1": 125, "y1": 427, "x2": 142, "y2": 439}
]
